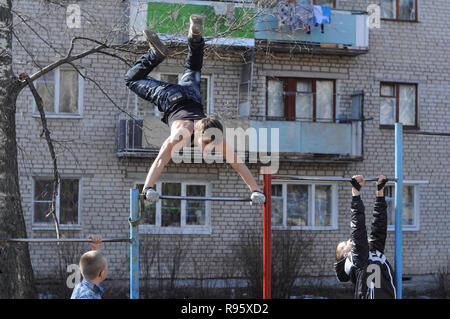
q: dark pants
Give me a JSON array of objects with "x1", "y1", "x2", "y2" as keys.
[{"x1": 125, "y1": 38, "x2": 204, "y2": 118}]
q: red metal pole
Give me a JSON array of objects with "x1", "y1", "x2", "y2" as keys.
[{"x1": 263, "y1": 172, "x2": 271, "y2": 299}]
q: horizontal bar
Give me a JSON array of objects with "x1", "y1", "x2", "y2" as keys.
[
  {"x1": 0, "y1": 238, "x2": 131, "y2": 243},
  {"x1": 158, "y1": 195, "x2": 252, "y2": 202},
  {"x1": 272, "y1": 175, "x2": 397, "y2": 182},
  {"x1": 404, "y1": 130, "x2": 450, "y2": 137}
]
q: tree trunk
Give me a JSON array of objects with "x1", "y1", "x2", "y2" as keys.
[{"x1": 0, "y1": 0, "x2": 37, "y2": 299}]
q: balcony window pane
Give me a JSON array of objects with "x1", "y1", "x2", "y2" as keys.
[
  {"x1": 315, "y1": 185, "x2": 332, "y2": 226},
  {"x1": 287, "y1": 184, "x2": 308, "y2": 226},
  {"x1": 161, "y1": 182, "x2": 181, "y2": 227},
  {"x1": 399, "y1": 0, "x2": 415, "y2": 20},
  {"x1": 267, "y1": 79, "x2": 284, "y2": 118},
  {"x1": 186, "y1": 185, "x2": 206, "y2": 226},
  {"x1": 36, "y1": 71, "x2": 55, "y2": 113},
  {"x1": 316, "y1": 80, "x2": 333, "y2": 121},
  {"x1": 296, "y1": 80, "x2": 313, "y2": 121},
  {"x1": 399, "y1": 84, "x2": 416, "y2": 126},
  {"x1": 380, "y1": 98, "x2": 396, "y2": 125},
  {"x1": 381, "y1": 0, "x2": 396, "y2": 19},
  {"x1": 59, "y1": 67, "x2": 79, "y2": 113}
]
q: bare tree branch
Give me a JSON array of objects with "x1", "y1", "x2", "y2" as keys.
[{"x1": 19, "y1": 73, "x2": 61, "y2": 238}]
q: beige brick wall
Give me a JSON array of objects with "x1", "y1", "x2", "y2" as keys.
[{"x1": 12, "y1": 0, "x2": 450, "y2": 285}]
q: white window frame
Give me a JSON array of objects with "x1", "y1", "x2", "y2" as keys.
[
  {"x1": 136, "y1": 180, "x2": 212, "y2": 235},
  {"x1": 385, "y1": 181, "x2": 424, "y2": 231},
  {"x1": 135, "y1": 72, "x2": 213, "y2": 117},
  {"x1": 32, "y1": 176, "x2": 82, "y2": 230},
  {"x1": 272, "y1": 180, "x2": 338, "y2": 230},
  {"x1": 32, "y1": 65, "x2": 84, "y2": 118}
]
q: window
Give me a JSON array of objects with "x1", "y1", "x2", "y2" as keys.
[
  {"x1": 266, "y1": 77, "x2": 335, "y2": 122},
  {"x1": 385, "y1": 184, "x2": 419, "y2": 231},
  {"x1": 381, "y1": 0, "x2": 417, "y2": 21},
  {"x1": 271, "y1": 181, "x2": 337, "y2": 229},
  {"x1": 136, "y1": 72, "x2": 212, "y2": 118},
  {"x1": 380, "y1": 82, "x2": 418, "y2": 128},
  {"x1": 33, "y1": 178, "x2": 80, "y2": 227},
  {"x1": 34, "y1": 64, "x2": 83, "y2": 116},
  {"x1": 137, "y1": 181, "x2": 211, "y2": 234}
]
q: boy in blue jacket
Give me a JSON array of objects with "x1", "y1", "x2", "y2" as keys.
[{"x1": 71, "y1": 235, "x2": 107, "y2": 299}]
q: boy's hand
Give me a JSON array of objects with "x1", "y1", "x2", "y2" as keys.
[
  {"x1": 376, "y1": 174, "x2": 387, "y2": 196},
  {"x1": 88, "y1": 235, "x2": 102, "y2": 251},
  {"x1": 351, "y1": 175, "x2": 365, "y2": 196},
  {"x1": 251, "y1": 191, "x2": 266, "y2": 205},
  {"x1": 143, "y1": 187, "x2": 160, "y2": 203}
]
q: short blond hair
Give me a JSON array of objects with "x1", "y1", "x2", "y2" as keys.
[
  {"x1": 335, "y1": 241, "x2": 346, "y2": 261},
  {"x1": 79, "y1": 250, "x2": 107, "y2": 281}
]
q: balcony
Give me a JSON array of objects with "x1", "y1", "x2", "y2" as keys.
[
  {"x1": 127, "y1": 1, "x2": 368, "y2": 55},
  {"x1": 117, "y1": 115, "x2": 364, "y2": 163},
  {"x1": 254, "y1": 7, "x2": 369, "y2": 56},
  {"x1": 128, "y1": 0, "x2": 255, "y2": 48}
]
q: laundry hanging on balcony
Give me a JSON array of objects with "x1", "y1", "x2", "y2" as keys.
[
  {"x1": 313, "y1": 5, "x2": 332, "y2": 24},
  {"x1": 278, "y1": 1, "x2": 314, "y2": 33},
  {"x1": 313, "y1": 5, "x2": 332, "y2": 33},
  {"x1": 278, "y1": 1, "x2": 331, "y2": 34}
]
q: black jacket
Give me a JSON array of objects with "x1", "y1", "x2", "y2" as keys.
[{"x1": 335, "y1": 196, "x2": 397, "y2": 299}]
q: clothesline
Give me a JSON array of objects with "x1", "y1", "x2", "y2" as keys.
[{"x1": 278, "y1": 1, "x2": 332, "y2": 33}]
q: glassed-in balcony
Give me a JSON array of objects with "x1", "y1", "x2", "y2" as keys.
[
  {"x1": 254, "y1": 4, "x2": 369, "y2": 55},
  {"x1": 127, "y1": 0, "x2": 369, "y2": 55},
  {"x1": 117, "y1": 115, "x2": 364, "y2": 162},
  {"x1": 128, "y1": 0, "x2": 255, "y2": 47}
]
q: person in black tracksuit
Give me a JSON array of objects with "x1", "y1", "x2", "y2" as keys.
[
  {"x1": 124, "y1": 15, "x2": 266, "y2": 207},
  {"x1": 334, "y1": 175, "x2": 397, "y2": 299}
]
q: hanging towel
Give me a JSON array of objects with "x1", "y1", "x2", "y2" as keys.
[
  {"x1": 296, "y1": 3, "x2": 314, "y2": 27},
  {"x1": 313, "y1": 5, "x2": 332, "y2": 24},
  {"x1": 278, "y1": 1, "x2": 296, "y2": 28}
]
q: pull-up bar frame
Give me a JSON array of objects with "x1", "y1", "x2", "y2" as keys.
[
  {"x1": 157, "y1": 195, "x2": 251, "y2": 202},
  {"x1": 6, "y1": 122, "x2": 447, "y2": 299},
  {"x1": 272, "y1": 175, "x2": 397, "y2": 182},
  {"x1": 261, "y1": 174, "x2": 396, "y2": 299},
  {"x1": 0, "y1": 238, "x2": 131, "y2": 243}
]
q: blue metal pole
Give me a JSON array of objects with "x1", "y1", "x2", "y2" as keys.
[
  {"x1": 130, "y1": 189, "x2": 140, "y2": 299},
  {"x1": 394, "y1": 123, "x2": 403, "y2": 299}
]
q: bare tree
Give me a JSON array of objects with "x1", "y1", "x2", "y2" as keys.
[
  {"x1": 0, "y1": 0, "x2": 136, "y2": 298},
  {"x1": 0, "y1": 0, "x2": 278, "y2": 298},
  {"x1": 0, "y1": 0, "x2": 37, "y2": 299}
]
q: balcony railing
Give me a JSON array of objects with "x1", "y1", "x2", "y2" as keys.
[
  {"x1": 254, "y1": 7, "x2": 369, "y2": 55},
  {"x1": 128, "y1": 0, "x2": 255, "y2": 47},
  {"x1": 117, "y1": 114, "x2": 364, "y2": 162},
  {"x1": 128, "y1": 1, "x2": 368, "y2": 55}
]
